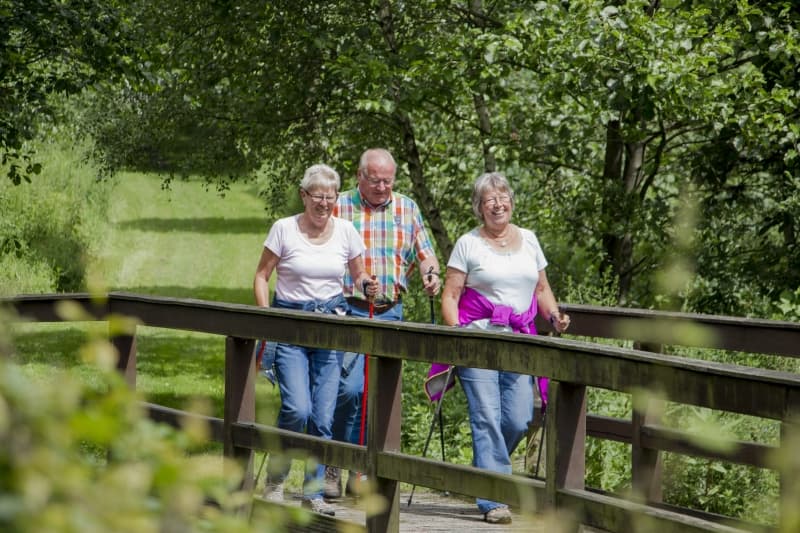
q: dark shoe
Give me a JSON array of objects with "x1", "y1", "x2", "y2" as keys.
[
  {"x1": 302, "y1": 497, "x2": 336, "y2": 516},
  {"x1": 485, "y1": 506, "x2": 512, "y2": 524},
  {"x1": 323, "y1": 466, "x2": 341, "y2": 500}
]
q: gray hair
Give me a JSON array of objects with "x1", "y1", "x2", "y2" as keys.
[
  {"x1": 358, "y1": 148, "x2": 396, "y2": 175},
  {"x1": 472, "y1": 172, "x2": 515, "y2": 220},
  {"x1": 300, "y1": 164, "x2": 340, "y2": 191}
]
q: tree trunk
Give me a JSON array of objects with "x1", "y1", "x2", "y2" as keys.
[
  {"x1": 472, "y1": 91, "x2": 496, "y2": 173},
  {"x1": 378, "y1": 0, "x2": 454, "y2": 260},
  {"x1": 469, "y1": 0, "x2": 496, "y2": 173},
  {"x1": 601, "y1": 119, "x2": 644, "y2": 305},
  {"x1": 598, "y1": 1, "x2": 661, "y2": 305},
  {"x1": 397, "y1": 112, "x2": 453, "y2": 259}
]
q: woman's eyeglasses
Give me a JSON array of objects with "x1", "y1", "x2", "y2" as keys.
[
  {"x1": 482, "y1": 194, "x2": 511, "y2": 207},
  {"x1": 304, "y1": 190, "x2": 338, "y2": 204}
]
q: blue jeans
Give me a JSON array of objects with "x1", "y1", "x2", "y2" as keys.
[
  {"x1": 456, "y1": 366, "x2": 534, "y2": 514},
  {"x1": 330, "y1": 302, "x2": 403, "y2": 447},
  {"x1": 268, "y1": 294, "x2": 347, "y2": 499}
]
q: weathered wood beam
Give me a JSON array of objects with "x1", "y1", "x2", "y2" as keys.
[
  {"x1": 224, "y1": 336, "x2": 256, "y2": 492},
  {"x1": 559, "y1": 488, "x2": 748, "y2": 533},
  {"x1": 231, "y1": 422, "x2": 368, "y2": 474},
  {"x1": 557, "y1": 304, "x2": 800, "y2": 358},
  {"x1": 379, "y1": 451, "x2": 547, "y2": 511},
  {"x1": 101, "y1": 292, "x2": 800, "y2": 421}
]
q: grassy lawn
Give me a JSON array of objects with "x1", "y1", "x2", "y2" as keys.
[
  {"x1": 11, "y1": 172, "x2": 283, "y2": 464},
  {"x1": 94, "y1": 172, "x2": 268, "y2": 304}
]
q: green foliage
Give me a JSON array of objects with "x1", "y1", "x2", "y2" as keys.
[
  {"x1": 663, "y1": 452, "x2": 779, "y2": 524},
  {"x1": 0, "y1": 137, "x2": 111, "y2": 295},
  {"x1": 0, "y1": 318, "x2": 278, "y2": 532},
  {"x1": 0, "y1": 0, "x2": 140, "y2": 184},
  {"x1": 73, "y1": 0, "x2": 800, "y2": 316},
  {"x1": 774, "y1": 287, "x2": 800, "y2": 321},
  {"x1": 660, "y1": 405, "x2": 781, "y2": 524},
  {"x1": 585, "y1": 389, "x2": 632, "y2": 492}
]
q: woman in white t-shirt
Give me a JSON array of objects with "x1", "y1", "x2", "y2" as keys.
[
  {"x1": 441, "y1": 172, "x2": 570, "y2": 525},
  {"x1": 253, "y1": 164, "x2": 378, "y2": 516}
]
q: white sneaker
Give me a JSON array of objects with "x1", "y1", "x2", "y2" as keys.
[
  {"x1": 263, "y1": 481, "x2": 284, "y2": 503},
  {"x1": 302, "y1": 497, "x2": 335, "y2": 516}
]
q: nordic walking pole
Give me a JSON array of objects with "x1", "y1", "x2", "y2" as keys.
[
  {"x1": 429, "y1": 267, "x2": 450, "y2": 496},
  {"x1": 358, "y1": 276, "x2": 376, "y2": 446},
  {"x1": 355, "y1": 276, "x2": 376, "y2": 493},
  {"x1": 427, "y1": 264, "x2": 444, "y2": 474},
  {"x1": 534, "y1": 406, "x2": 547, "y2": 479},
  {"x1": 407, "y1": 365, "x2": 453, "y2": 506},
  {"x1": 408, "y1": 266, "x2": 450, "y2": 506}
]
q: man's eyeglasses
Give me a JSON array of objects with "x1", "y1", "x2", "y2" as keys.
[
  {"x1": 362, "y1": 175, "x2": 394, "y2": 187},
  {"x1": 304, "y1": 190, "x2": 338, "y2": 203},
  {"x1": 482, "y1": 194, "x2": 511, "y2": 207}
]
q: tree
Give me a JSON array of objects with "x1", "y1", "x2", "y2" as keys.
[
  {"x1": 497, "y1": 0, "x2": 799, "y2": 307},
  {"x1": 84, "y1": 0, "x2": 800, "y2": 314},
  {"x1": 0, "y1": 0, "x2": 138, "y2": 184}
]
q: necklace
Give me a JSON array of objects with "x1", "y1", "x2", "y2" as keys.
[{"x1": 483, "y1": 226, "x2": 512, "y2": 247}]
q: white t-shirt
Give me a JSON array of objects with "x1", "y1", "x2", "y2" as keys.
[
  {"x1": 447, "y1": 226, "x2": 548, "y2": 331},
  {"x1": 264, "y1": 215, "x2": 366, "y2": 302}
]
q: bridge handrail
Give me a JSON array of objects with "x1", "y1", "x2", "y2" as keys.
[{"x1": 6, "y1": 292, "x2": 800, "y2": 533}]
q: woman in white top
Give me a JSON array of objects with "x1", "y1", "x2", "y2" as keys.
[
  {"x1": 253, "y1": 164, "x2": 378, "y2": 515},
  {"x1": 441, "y1": 171, "x2": 570, "y2": 525}
]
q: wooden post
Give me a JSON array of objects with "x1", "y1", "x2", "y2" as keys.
[
  {"x1": 366, "y1": 355, "x2": 402, "y2": 533},
  {"x1": 112, "y1": 329, "x2": 137, "y2": 388},
  {"x1": 545, "y1": 380, "x2": 586, "y2": 509},
  {"x1": 631, "y1": 392, "x2": 664, "y2": 503},
  {"x1": 631, "y1": 342, "x2": 664, "y2": 503},
  {"x1": 224, "y1": 336, "x2": 256, "y2": 491},
  {"x1": 778, "y1": 417, "x2": 800, "y2": 532}
]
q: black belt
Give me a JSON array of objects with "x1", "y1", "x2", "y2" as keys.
[{"x1": 347, "y1": 297, "x2": 401, "y2": 314}]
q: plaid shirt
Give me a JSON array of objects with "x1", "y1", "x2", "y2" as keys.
[{"x1": 334, "y1": 189, "x2": 436, "y2": 302}]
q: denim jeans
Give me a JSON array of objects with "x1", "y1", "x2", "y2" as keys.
[
  {"x1": 268, "y1": 294, "x2": 347, "y2": 499},
  {"x1": 330, "y1": 302, "x2": 403, "y2": 446},
  {"x1": 456, "y1": 366, "x2": 534, "y2": 514}
]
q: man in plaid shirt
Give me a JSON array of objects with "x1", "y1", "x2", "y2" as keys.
[{"x1": 324, "y1": 148, "x2": 441, "y2": 499}]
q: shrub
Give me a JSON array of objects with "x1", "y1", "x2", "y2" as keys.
[
  {"x1": 0, "y1": 306, "x2": 284, "y2": 532},
  {"x1": 0, "y1": 136, "x2": 111, "y2": 295}
]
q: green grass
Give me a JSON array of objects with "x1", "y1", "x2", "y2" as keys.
[
  {"x1": 10, "y1": 171, "x2": 285, "y2": 472},
  {"x1": 10, "y1": 170, "x2": 299, "y2": 489},
  {"x1": 94, "y1": 172, "x2": 268, "y2": 303}
]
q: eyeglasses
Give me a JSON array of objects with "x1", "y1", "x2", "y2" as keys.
[
  {"x1": 482, "y1": 194, "x2": 511, "y2": 207},
  {"x1": 304, "y1": 190, "x2": 338, "y2": 204},
  {"x1": 362, "y1": 175, "x2": 394, "y2": 187}
]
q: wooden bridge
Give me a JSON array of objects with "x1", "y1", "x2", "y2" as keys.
[{"x1": 7, "y1": 292, "x2": 800, "y2": 532}]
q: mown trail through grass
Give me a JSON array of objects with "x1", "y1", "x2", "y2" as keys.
[
  {"x1": 96, "y1": 172, "x2": 267, "y2": 304},
  {"x1": 92, "y1": 172, "x2": 282, "y2": 421}
]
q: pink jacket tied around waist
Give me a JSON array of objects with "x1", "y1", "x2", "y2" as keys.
[{"x1": 424, "y1": 287, "x2": 549, "y2": 406}]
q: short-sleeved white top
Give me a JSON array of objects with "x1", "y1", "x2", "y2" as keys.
[
  {"x1": 264, "y1": 215, "x2": 365, "y2": 302},
  {"x1": 447, "y1": 226, "x2": 548, "y2": 330}
]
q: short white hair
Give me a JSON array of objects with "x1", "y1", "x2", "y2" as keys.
[{"x1": 300, "y1": 164, "x2": 340, "y2": 191}]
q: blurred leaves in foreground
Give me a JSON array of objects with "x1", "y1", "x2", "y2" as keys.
[{"x1": 0, "y1": 307, "x2": 286, "y2": 533}]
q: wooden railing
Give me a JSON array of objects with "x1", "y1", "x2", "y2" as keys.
[{"x1": 7, "y1": 292, "x2": 800, "y2": 533}]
